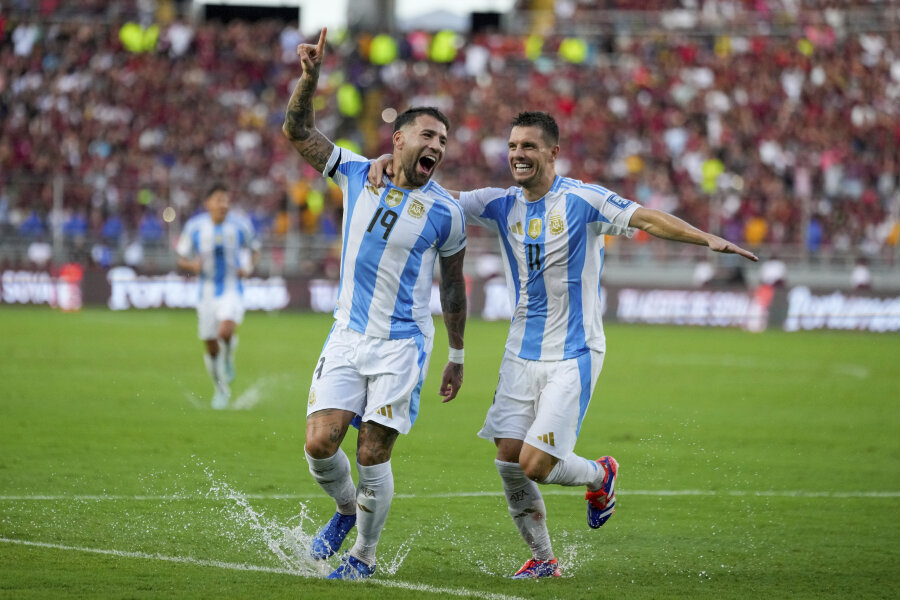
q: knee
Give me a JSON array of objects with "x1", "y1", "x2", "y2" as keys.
[
  {"x1": 356, "y1": 445, "x2": 389, "y2": 467},
  {"x1": 304, "y1": 436, "x2": 338, "y2": 460},
  {"x1": 518, "y1": 454, "x2": 554, "y2": 483},
  {"x1": 520, "y1": 461, "x2": 550, "y2": 482}
]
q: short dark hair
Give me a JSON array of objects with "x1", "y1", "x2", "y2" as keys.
[
  {"x1": 393, "y1": 107, "x2": 450, "y2": 133},
  {"x1": 205, "y1": 182, "x2": 227, "y2": 199},
  {"x1": 511, "y1": 111, "x2": 559, "y2": 146}
]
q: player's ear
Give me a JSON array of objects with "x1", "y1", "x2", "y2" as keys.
[
  {"x1": 550, "y1": 144, "x2": 560, "y2": 160},
  {"x1": 392, "y1": 128, "x2": 405, "y2": 151}
]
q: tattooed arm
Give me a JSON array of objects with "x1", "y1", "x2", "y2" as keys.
[
  {"x1": 282, "y1": 28, "x2": 334, "y2": 173},
  {"x1": 438, "y1": 248, "x2": 467, "y2": 403}
]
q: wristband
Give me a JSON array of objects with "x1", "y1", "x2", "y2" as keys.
[{"x1": 448, "y1": 347, "x2": 464, "y2": 364}]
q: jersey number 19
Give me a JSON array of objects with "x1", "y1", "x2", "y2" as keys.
[{"x1": 367, "y1": 207, "x2": 398, "y2": 241}]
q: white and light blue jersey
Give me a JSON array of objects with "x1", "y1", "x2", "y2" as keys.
[
  {"x1": 460, "y1": 176, "x2": 640, "y2": 360},
  {"x1": 176, "y1": 212, "x2": 259, "y2": 301},
  {"x1": 324, "y1": 145, "x2": 466, "y2": 340}
]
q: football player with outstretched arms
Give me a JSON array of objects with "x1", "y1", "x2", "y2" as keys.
[
  {"x1": 368, "y1": 111, "x2": 756, "y2": 579},
  {"x1": 282, "y1": 28, "x2": 467, "y2": 580}
]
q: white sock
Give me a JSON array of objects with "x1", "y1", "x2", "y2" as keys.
[
  {"x1": 203, "y1": 353, "x2": 227, "y2": 395},
  {"x1": 495, "y1": 459, "x2": 553, "y2": 561},
  {"x1": 305, "y1": 448, "x2": 356, "y2": 515},
  {"x1": 349, "y1": 460, "x2": 393, "y2": 566},
  {"x1": 542, "y1": 453, "x2": 605, "y2": 490},
  {"x1": 214, "y1": 347, "x2": 228, "y2": 381},
  {"x1": 222, "y1": 335, "x2": 238, "y2": 366}
]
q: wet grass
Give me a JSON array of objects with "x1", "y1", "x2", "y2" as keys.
[{"x1": 1, "y1": 307, "x2": 898, "y2": 599}]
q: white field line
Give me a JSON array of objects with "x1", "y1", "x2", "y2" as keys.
[
  {"x1": 0, "y1": 489, "x2": 897, "y2": 501},
  {"x1": 0, "y1": 537, "x2": 526, "y2": 600}
]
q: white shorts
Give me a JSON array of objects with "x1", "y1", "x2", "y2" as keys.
[
  {"x1": 307, "y1": 323, "x2": 433, "y2": 435},
  {"x1": 478, "y1": 349, "x2": 605, "y2": 459},
  {"x1": 197, "y1": 293, "x2": 244, "y2": 340}
]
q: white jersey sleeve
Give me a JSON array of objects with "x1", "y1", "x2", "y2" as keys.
[
  {"x1": 323, "y1": 145, "x2": 371, "y2": 194},
  {"x1": 458, "y1": 187, "x2": 509, "y2": 230},
  {"x1": 574, "y1": 183, "x2": 640, "y2": 236}
]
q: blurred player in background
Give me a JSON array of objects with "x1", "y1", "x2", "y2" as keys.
[
  {"x1": 176, "y1": 183, "x2": 260, "y2": 409},
  {"x1": 282, "y1": 29, "x2": 467, "y2": 580},
  {"x1": 370, "y1": 111, "x2": 757, "y2": 578}
]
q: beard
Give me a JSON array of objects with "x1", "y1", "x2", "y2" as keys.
[{"x1": 401, "y1": 157, "x2": 430, "y2": 188}]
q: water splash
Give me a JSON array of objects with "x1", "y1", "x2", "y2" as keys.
[
  {"x1": 555, "y1": 529, "x2": 594, "y2": 578},
  {"x1": 379, "y1": 530, "x2": 419, "y2": 575},
  {"x1": 202, "y1": 464, "x2": 329, "y2": 576}
]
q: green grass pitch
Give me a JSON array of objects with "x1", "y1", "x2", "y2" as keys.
[{"x1": 1, "y1": 306, "x2": 897, "y2": 599}]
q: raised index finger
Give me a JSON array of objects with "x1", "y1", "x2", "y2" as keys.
[{"x1": 316, "y1": 27, "x2": 327, "y2": 54}]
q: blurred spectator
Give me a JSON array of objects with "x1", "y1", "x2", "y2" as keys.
[
  {"x1": 759, "y1": 254, "x2": 787, "y2": 288},
  {"x1": 0, "y1": 0, "x2": 896, "y2": 270},
  {"x1": 27, "y1": 237, "x2": 52, "y2": 268},
  {"x1": 851, "y1": 257, "x2": 873, "y2": 291},
  {"x1": 138, "y1": 210, "x2": 165, "y2": 242},
  {"x1": 101, "y1": 214, "x2": 124, "y2": 243},
  {"x1": 692, "y1": 260, "x2": 715, "y2": 288},
  {"x1": 62, "y1": 210, "x2": 89, "y2": 239},
  {"x1": 124, "y1": 237, "x2": 144, "y2": 267},
  {"x1": 90, "y1": 242, "x2": 113, "y2": 268},
  {"x1": 19, "y1": 210, "x2": 47, "y2": 238}
]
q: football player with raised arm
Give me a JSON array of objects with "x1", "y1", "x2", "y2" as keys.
[
  {"x1": 369, "y1": 111, "x2": 757, "y2": 579},
  {"x1": 282, "y1": 29, "x2": 467, "y2": 580},
  {"x1": 176, "y1": 182, "x2": 260, "y2": 409}
]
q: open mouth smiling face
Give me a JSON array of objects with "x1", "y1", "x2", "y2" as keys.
[{"x1": 417, "y1": 153, "x2": 438, "y2": 178}]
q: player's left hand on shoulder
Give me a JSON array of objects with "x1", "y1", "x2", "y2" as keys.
[{"x1": 367, "y1": 154, "x2": 394, "y2": 187}]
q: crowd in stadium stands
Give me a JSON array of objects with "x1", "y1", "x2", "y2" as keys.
[{"x1": 0, "y1": 0, "x2": 898, "y2": 272}]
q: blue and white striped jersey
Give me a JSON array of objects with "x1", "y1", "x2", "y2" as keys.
[
  {"x1": 176, "y1": 212, "x2": 259, "y2": 300},
  {"x1": 324, "y1": 145, "x2": 466, "y2": 340},
  {"x1": 459, "y1": 176, "x2": 640, "y2": 360}
]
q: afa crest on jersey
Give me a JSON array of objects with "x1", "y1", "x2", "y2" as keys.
[
  {"x1": 549, "y1": 211, "x2": 565, "y2": 235},
  {"x1": 407, "y1": 199, "x2": 425, "y2": 218},
  {"x1": 527, "y1": 218, "x2": 542, "y2": 239}
]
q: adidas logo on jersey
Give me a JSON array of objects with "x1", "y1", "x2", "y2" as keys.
[
  {"x1": 377, "y1": 405, "x2": 393, "y2": 418},
  {"x1": 537, "y1": 432, "x2": 555, "y2": 446}
]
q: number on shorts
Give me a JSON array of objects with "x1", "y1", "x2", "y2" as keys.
[{"x1": 314, "y1": 356, "x2": 325, "y2": 379}]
